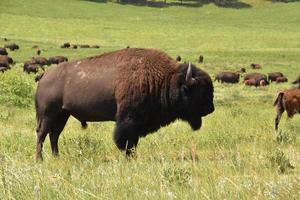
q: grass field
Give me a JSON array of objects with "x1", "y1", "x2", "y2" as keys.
[{"x1": 0, "y1": 0, "x2": 300, "y2": 199}]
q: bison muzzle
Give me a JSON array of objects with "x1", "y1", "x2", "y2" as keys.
[{"x1": 35, "y1": 48, "x2": 214, "y2": 160}]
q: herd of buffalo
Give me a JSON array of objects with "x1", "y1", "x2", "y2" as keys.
[{"x1": 0, "y1": 40, "x2": 300, "y2": 160}]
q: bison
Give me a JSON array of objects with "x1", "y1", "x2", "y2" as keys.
[
  {"x1": 32, "y1": 57, "x2": 49, "y2": 66},
  {"x1": 24, "y1": 64, "x2": 39, "y2": 74},
  {"x1": 250, "y1": 63, "x2": 261, "y2": 69},
  {"x1": 0, "y1": 48, "x2": 8, "y2": 55},
  {"x1": 215, "y1": 72, "x2": 240, "y2": 84},
  {"x1": 61, "y1": 43, "x2": 70, "y2": 48},
  {"x1": 198, "y1": 55, "x2": 204, "y2": 64},
  {"x1": 71, "y1": 44, "x2": 78, "y2": 49},
  {"x1": 276, "y1": 76, "x2": 288, "y2": 83},
  {"x1": 80, "y1": 44, "x2": 90, "y2": 48},
  {"x1": 238, "y1": 68, "x2": 246, "y2": 73},
  {"x1": 36, "y1": 49, "x2": 41, "y2": 55},
  {"x1": 0, "y1": 55, "x2": 14, "y2": 65},
  {"x1": 268, "y1": 72, "x2": 284, "y2": 82},
  {"x1": 48, "y1": 56, "x2": 68, "y2": 65},
  {"x1": 4, "y1": 43, "x2": 19, "y2": 51},
  {"x1": 244, "y1": 72, "x2": 269, "y2": 86},
  {"x1": 244, "y1": 79, "x2": 256, "y2": 86},
  {"x1": 274, "y1": 88, "x2": 300, "y2": 130},
  {"x1": 91, "y1": 45, "x2": 100, "y2": 48},
  {"x1": 176, "y1": 56, "x2": 181, "y2": 62},
  {"x1": 35, "y1": 48, "x2": 215, "y2": 160}
]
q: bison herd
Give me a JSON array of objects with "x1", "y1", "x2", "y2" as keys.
[{"x1": 0, "y1": 39, "x2": 299, "y2": 160}]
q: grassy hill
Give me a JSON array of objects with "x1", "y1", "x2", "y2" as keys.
[{"x1": 0, "y1": 0, "x2": 300, "y2": 199}]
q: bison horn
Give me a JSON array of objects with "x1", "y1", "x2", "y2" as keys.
[{"x1": 186, "y1": 62, "x2": 193, "y2": 82}]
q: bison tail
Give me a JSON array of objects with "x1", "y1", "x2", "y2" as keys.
[{"x1": 274, "y1": 92, "x2": 284, "y2": 108}]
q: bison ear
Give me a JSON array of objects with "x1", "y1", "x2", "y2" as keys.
[{"x1": 185, "y1": 62, "x2": 196, "y2": 85}]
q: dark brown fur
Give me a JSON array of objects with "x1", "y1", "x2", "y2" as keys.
[
  {"x1": 48, "y1": 56, "x2": 68, "y2": 65},
  {"x1": 244, "y1": 72, "x2": 269, "y2": 86},
  {"x1": 250, "y1": 63, "x2": 261, "y2": 69},
  {"x1": 215, "y1": 72, "x2": 240, "y2": 83},
  {"x1": 0, "y1": 48, "x2": 8, "y2": 55},
  {"x1": 4, "y1": 43, "x2": 19, "y2": 51},
  {"x1": 35, "y1": 48, "x2": 214, "y2": 160},
  {"x1": 268, "y1": 72, "x2": 284, "y2": 82},
  {"x1": 274, "y1": 88, "x2": 300, "y2": 130},
  {"x1": 276, "y1": 76, "x2": 288, "y2": 83}
]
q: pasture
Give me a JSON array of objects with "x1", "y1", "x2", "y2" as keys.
[{"x1": 0, "y1": 0, "x2": 300, "y2": 199}]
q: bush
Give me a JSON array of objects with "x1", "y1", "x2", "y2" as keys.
[{"x1": 0, "y1": 70, "x2": 34, "y2": 108}]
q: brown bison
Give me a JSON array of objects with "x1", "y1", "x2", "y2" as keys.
[
  {"x1": 0, "y1": 48, "x2": 8, "y2": 55},
  {"x1": 0, "y1": 55, "x2": 14, "y2": 65},
  {"x1": 91, "y1": 45, "x2": 100, "y2": 48},
  {"x1": 276, "y1": 76, "x2": 288, "y2": 83},
  {"x1": 215, "y1": 72, "x2": 240, "y2": 83},
  {"x1": 32, "y1": 57, "x2": 49, "y2": 66},
  {"x1": 176, "y1": 56, "x2": 181, "y2": 62},
  {"x1": 250, "y1": 63, "x2": 261, "y2": 69},
  {"x1": 71, "y1": 44, "x2": 78, "y2": 49},
  {"x1": 238, "y1": 68, "x2": 246, "y2": 73},
  {"x1": 274, "y1": 88, "x2": 300, "y2": 130},
  {"x1": 24, "y1": 64, "x2": 39, "y2": 74},
  {"x1": 48, "y1": 56, "x2": 68, "y2": 65},
  {"x1": 244, "y1": 72, "x2": 269, "y2": 86},
  {"x1": 35, "y1": 48, "x2": 214, "y2": 160},
  {"x1": 198, "y1": 55, "x2": 204, "y2": 64},
  {"x1": 244, "y1": 79, "x2": 256, "y2": 86},
  {"x1": 268, "y1": 72, "x2": 284, "y2": 82},
  {"x1": 80, "y1": 44, "x2": 90, "y2": 48},
  {"x1": 61, "y1": 43, "x2": 70, "y2": 48},
  {"x1": 4, "y1": 43, "x2": 19, "y2": 51}
]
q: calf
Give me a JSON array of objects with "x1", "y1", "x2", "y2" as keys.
[
  {"x1": 0, "y1": 48, "x2": 8, "y2": 55},
  {"x1": 4, "y1": 43, "x2": 19, "y2": 51},
  {"x1": 276, "y1": 76, "x2": 288, "y2": 83},
  {"x1": 274, "y1": 88, "x2": 300, "y2": 130},
  {"x1": 251, "y1": 63, "x2": 261, "y2": 69},
  {"x1": 268, "y1": 72, "x2": 284, "y2": 82}
]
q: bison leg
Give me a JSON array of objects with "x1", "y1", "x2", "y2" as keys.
[
  {"x1": 49, "y1": 111, "x2": 70, "y2": 156},
  {"x1": 113, "y1": 120, "x2": 139, "y2": 157},
  {"x1": 36, "y1": 118, "x2": 52, "y2": 161},
  {"x1": 275, "y1": 112, "x2": 282, "y2": 131}
]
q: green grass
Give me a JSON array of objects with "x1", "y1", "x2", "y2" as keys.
[{"x1": 0, "y1": 0, "x2": 300, "y2": 199}]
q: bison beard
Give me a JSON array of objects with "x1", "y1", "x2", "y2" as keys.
[{"x1": 35, "y1": 48, "x2": 214, "y2": 160}]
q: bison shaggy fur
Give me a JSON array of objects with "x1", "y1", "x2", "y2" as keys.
[
  {"x1": 215, "y1": 72, "x2": 240, "y2": 84},
  {"x1": 35, "y1": 48, "x2": 215, "y2": 160}
]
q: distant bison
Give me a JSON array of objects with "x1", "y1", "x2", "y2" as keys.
[
  {"x1": 71, "y1": 44, "x2": 78, "y2": 49},
  {"x1": 250, "y1": 63, "x2": 261, "y2": 69},
  {"x1": 239, "y1": 68, "x2": 246, "y2": 73},
  {"x1": 274, "y1": 88, "x2": 300, "y2": 130},
  {"x1": 215, "y1": 72, "x2": 240, "y2": 83},
  {"x1": 198, "y1": 55, "x2": 204, "y2": 63},
  {"x1": 36, "y1": 49, "x2": 41, "y2": 55},
  {"x1": 0, "y1": 48, "x2": 8, "y2": 55},
  {"x1": 91, "y1": 45, "x2": 100, "y2": 48},
  {"x1": 48, "y1": 56, "x2": 68, "y2": 65},
  {"x1": 176, "y1": 56, "x2": 181, "y2": 62},
  {"x1": 268, "y1": 72, "x2": 284, "y2": 82},
  {"x1": 24, "y1": 64, "x2": 39, "y2": 74},
  {"x1": 244, "y1": 72, "x2": 269, "y2": 86},
  {"x1": 61, "y1": 43, "x2": 70, "y2": 48},
  {"x1": 276, "y1": 76, "x2": 288, "y2": 83},
  {"x1": 0, "y1": 55, "x2": 14, "y2": 65},
  {"x1": 35, "y1": 48, "x2": 215, "y2": 160},
  {"x1": 32, "y1": 57, "x2": 49, "y2": 66},
  {"x1": 80, "y1": 44, "x2": 90, "y2": 48},
  {"x1": 4, "y1": 43, "x2": 19, "y2": 51}
]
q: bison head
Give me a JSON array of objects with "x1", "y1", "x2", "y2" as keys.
[{"x1": 177, "y1": 62, "x2": 214, "y2": 130}]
